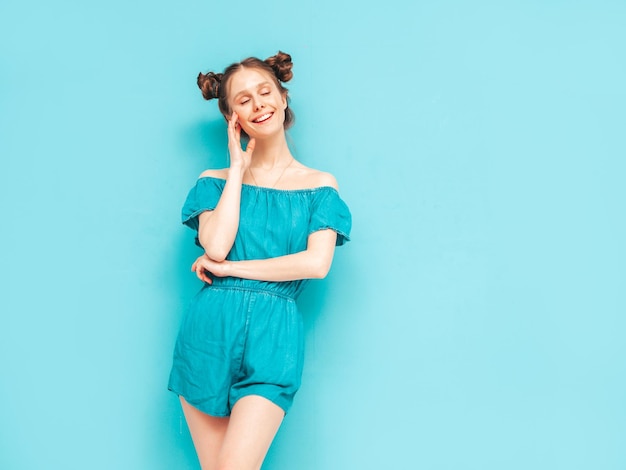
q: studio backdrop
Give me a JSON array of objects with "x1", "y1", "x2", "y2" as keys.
[{"x1": 1, "y1": 1, "x2": 624, "y2": 469}]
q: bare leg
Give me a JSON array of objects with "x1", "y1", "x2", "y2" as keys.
[
  {"x1": 180, "y1": 397, "x2": 229, "y2": 470},
  {"x1": 217, "y1": 395, "x2": 285, "y2": 470}
]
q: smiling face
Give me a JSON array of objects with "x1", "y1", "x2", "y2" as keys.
[{"x1": 226, "y1": 67, "x2": 288, "y2": 139}]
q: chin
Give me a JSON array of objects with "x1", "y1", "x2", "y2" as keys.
[{"x1": 247, "y1": 125, "x2": 284, "y2": 140}]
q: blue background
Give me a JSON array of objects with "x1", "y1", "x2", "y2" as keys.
[{"x1": 1, "y1": 1, "x2": 625, "y2": 469}]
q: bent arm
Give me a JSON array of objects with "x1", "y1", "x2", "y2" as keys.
[
  {"x1": 197, "y1": 113, "x2": 255, "y2": 262},
  {"x1": 194, "y1": 229, "x2": 339, "y2": 282},
  {"x1": 197, "y1": 169, "x2": 245, "y2": 262}
]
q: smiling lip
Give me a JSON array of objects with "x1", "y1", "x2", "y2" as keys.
[{"x1": 253, "y1": 112, "x2": 273, "y2": 124}]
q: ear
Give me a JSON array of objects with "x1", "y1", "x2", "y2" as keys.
[{"x1": 281, "y1": 92, "x2": 288, "y2": 110}]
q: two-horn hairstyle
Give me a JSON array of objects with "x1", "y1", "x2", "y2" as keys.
[{"x1": 197, "y1": 51, "x2": 295, "y2": 129}]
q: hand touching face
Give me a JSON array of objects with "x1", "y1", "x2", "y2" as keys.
[
  {"x1": 227, "y1": 112, "x2": 255, "y2": 171},
  {"x1": 227, "y1": 68, "x2": 287, "y2": 139}
]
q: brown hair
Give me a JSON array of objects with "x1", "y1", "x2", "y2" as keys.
[{"x1": 197, "y1": 51, "x2": 295, "y2": 129}]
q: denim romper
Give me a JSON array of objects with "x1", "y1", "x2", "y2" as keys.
[{"x1": 168, "y1": 176, "x2": 351, "y2": 417}]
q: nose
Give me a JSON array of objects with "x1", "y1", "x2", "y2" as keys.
[{"x1": 253, "y1": 95, "x2": 265, "y2": 110}]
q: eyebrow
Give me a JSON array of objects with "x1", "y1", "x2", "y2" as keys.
[{"x1": 232, "y1": 81, "x2": 272, "y2": 100}]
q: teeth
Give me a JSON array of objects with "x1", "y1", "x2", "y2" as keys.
[{"x1": 254, "y1": 113, "x2": 272, "y2": 123}]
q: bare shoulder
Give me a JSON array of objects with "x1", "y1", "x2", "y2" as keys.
[
  {"x1": 198, "y1": 168, "x2": 229, "y2": 180},
  {"x1": 293, "y1": 164, "x2": 339, "y2": 190},
  {"x1": 313, "y1": 170, "x2": 339, "y2": 190}
]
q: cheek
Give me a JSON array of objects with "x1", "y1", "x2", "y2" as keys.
[{"x1": 230, "y1": 105, "x2": 249, "y2": 123}]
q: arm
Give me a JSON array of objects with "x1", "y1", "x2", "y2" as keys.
[
  {"x1": 192, "y1": 229, "x2": 339, "y2": 282},
  {"x1": 197, "y1": 169, "x2": 243, "y2": 262},
  {"x1": 197, "y1": 113, "x2": 255, "y2": 262}
]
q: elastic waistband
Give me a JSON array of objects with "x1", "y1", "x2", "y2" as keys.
[{"x1": 205, "y1": 284, "x2": 296, "y2": 302}]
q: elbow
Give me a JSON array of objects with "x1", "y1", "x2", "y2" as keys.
[
  {"x1": 312, "y1": 270, "x2": 329, "y2": 280},
  {"x1": 207, "y1": 251, "x2": 228, "y2": 263},
  {"x1": 310, "y1": 259, "x2": 333, "y2": 279},
  {"x1": 199, "y1": 239, "x2": 230, "y2": 262},
  {"x1": 202, "y1": 248, "x2": 228, "y2": 263},
  {"x1": 198, "y1": 229, "x2": 233, "y2": 262}
]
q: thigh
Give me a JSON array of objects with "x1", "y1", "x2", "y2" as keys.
[
  {"x1": 218, "y1": 395, "x2": 285, "y2": 470},
  {"x1": 180, "y1": 397, "x2": 229, "y2": 470}
]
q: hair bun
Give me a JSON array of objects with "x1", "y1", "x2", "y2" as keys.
[
  {"x1": 264, "y1": 51, "x2": 293, "y2": 83},
  {"x1": 197, "y1": 71, "x2": 223, "y2": 100}
]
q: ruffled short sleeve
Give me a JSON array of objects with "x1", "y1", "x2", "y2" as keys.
[
  {"x1": 308, "y1": 188, "x2": 352, "y2": 246},
  {"x1": 181, "y1": 177, "x2": 225, "y2": 231}
]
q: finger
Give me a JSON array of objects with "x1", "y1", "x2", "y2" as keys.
[
  {"x1": 227, "y1": 114, "x2": 236, "y2": 135},
  {"x1": 197, "y1": 269, "x2": 208, "y2": 283},
  {"x1": 228, "y1": 115, "x2": 242, "y2": 148},
  {"x1": 229, "y1": 113, "x2": 238, "y2": 132},
  {"x1": 198, "y1": 269, "x2": 213, "y2": 284},
  {"x1": 246, "y1": 137, "x2": 256, "y2": 155}
]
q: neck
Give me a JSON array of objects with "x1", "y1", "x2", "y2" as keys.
[{"x1": 249, "y1": 131, "x2": 293, "y2": 168}]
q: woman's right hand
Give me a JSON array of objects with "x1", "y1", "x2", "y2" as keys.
[
  {"x1": 227, "y1": 112, "x2": 256, "y2": 174},
  {"x1": 197, "y1": 112, "x2": 250, "y2": 261}
]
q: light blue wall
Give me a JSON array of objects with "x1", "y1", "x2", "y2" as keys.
[{"x1": 1, "y1": 1, "x2": 624, "y2": 469}]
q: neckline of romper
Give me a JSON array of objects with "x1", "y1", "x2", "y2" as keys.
[{"x1": 197, "y1": 175, "x2": 341, "y2": 194}]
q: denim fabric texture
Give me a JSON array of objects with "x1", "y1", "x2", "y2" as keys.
[{"x1": 168, "y1": 176, "x2": 352, "y2": 416}]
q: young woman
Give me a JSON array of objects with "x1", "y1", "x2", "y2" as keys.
[{"x1": 168, "y1": 51, "x2": 351, "y2": 470}]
